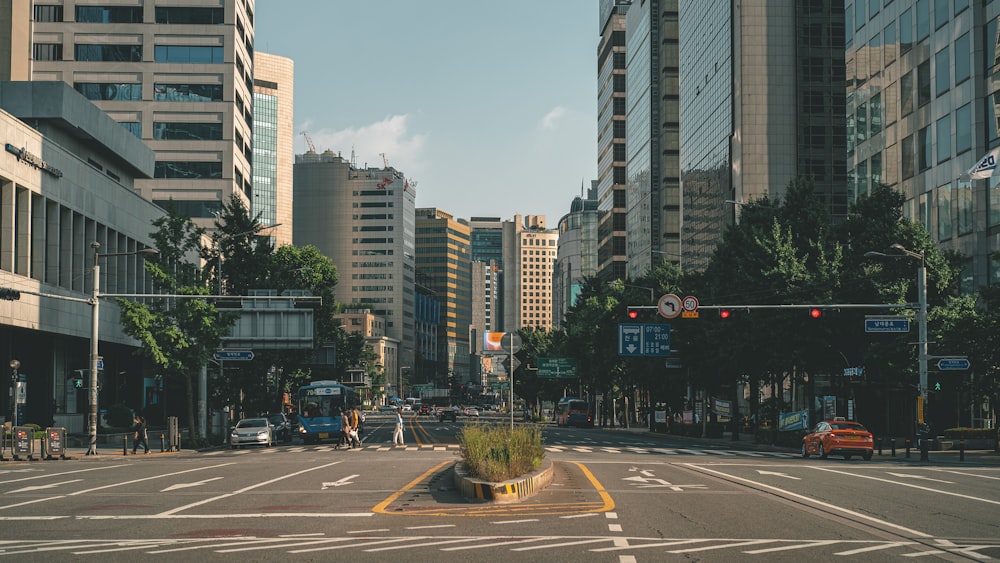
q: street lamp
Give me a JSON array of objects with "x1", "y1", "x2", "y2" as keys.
[
  {"x1": 864, "y1": 243, "x2": 928, "y2": 458},
  {"x1": 88, "y1": 242, "x2": 159, "y2": 456},
  {"x1": 8, "y1": 359, "x2": 19, "y2": 427}
]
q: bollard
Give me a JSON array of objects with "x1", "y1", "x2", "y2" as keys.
[
  {"x1": 890, "y1": 438, "x2": 896, "y2": 457},
  {"x1": 919, "y1": 436, "x2": 929, "y2": 461},
  {"x1": 905, "y1": 439, "x2": 911, "y2": 459},
  {"x1": 960, "y1": 439, "x2": 965, "y2": 462},
  {"x1": 877, "y1": 437, "x2": 883, "y2": 456},
  {"x1": 160, "y1": 434, "x2": 165, "y2": 453},
  {"x1": 123, "y1": 434, "x2": 128, "y2": 456}
]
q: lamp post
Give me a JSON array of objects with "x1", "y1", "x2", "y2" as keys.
[
  {"x1": 88, "y1": 242, "x2": 159, "y2": 456},
  {"x1": 865, "y1": 243, "x2": 928, "y2": 460},
  {"x1": 8, "y1": 359, "x2": 19, "y2": 427}
]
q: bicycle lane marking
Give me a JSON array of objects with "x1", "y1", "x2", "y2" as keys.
[{"x1": 679, "y1": 463, "x2": 932, "y2": 538}]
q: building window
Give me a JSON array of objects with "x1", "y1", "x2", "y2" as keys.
[
  {"x1": 955, "y1": 103, "x2": 972, "y2": 155},
  {"x1": 154, "y1": 161, "x2": 223, "y2": 179},
  {"x1": 120, "y1": 122, "x2": 141, "y2": 138},
  {"x1": 33, "y1": 5, "x2": 63, "y2": 22},
  {"x1": 937, "y1": 184, "x2": 952, "y2": 240},
  {"x1": 900, "y1": 8, "x2": 913, "y2": 53},
  {"x1": 870, "y1": 93, "x2": 882, "y2": 135},
  {"x1": 917, "y1": 60, "x2": 931, "y2": 106},
  {"x1": 857, "y1": 160, "x2": 869, "y2": 197},
  {"x1": 154, "y1": 45, "x2": 224, "y2": 64},
  {"x1": 918, "y1": 126, "x2": 932, "y2": 171},
  {"x1": 936, "y1": 114, "x2": 951, "y2": 164},
  {"x1": 152, "y1": 122, "x2": 223, "y2": 141},
  {"x1": 955, "y1": 32, "x2": 971, "y2": 85},
  {"x1": 901, "y1": 134, "x2": 914, "y2": 178},
  {"x1": 957, "y1": 179, "x2": 973, "y2": 235},
  {"x1": 935, "y1": 46, "x2": 950, "y2": 97},
  {"x1": 76, "y1": 6, "x2": 143, "y2": 23},
  {"x1": 871, "y1": 151, "x2": 882, "y2": 188},
  {"x1": 33, "y1": 43, "x2": 63, "y2": 61},
  {"x1": 934, "y1": 0, "x2": 949, "y2": 30},
  {"x1": 916, "y1": 0, "x2": 929, "y2": 41},
  {"x1": 900, "y1": 71, "x2": 913, "y2": 116},
  {"x1": 155, "y1": 7, "x2": 225, "y2": 24},
  {"x1": 74, "y1": 82, "x2": 141, "y2": 101},
  {"x1": 856, "y1": 103, "x2": 867, "y2": 144},
  {"x1": 153, "y1": 83, "x2": 223, "y2": 102},
  {"x1": 151, "y1": 200, "x2": 222, "y2": 219},
  {"x1": 883, "y1": 21, "x2": 896, "y2": 65},
  {"x1": 75, "y1": 44, "x2": 142, "y2": 62}
]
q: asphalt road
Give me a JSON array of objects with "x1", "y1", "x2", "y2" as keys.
[{"x1": 0, "y1": 414, "x2": 996, "y2": 562}]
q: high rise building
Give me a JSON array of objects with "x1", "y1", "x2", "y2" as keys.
[
  {"x1": 679, "y1": 0, "x2": 847, "y2": 270},
  {"x1": 469, "y1": 216, "x2": 506, "y2": 333},
  {"x1": 554, "y1": 182, "x2": 599, "y2": 324},
  {"x1": 624, "y1": 0, "x2": 681, "y2": 280},
  {"x1": 504, "y1": 215, "x2": 558, "y2": 331},
  {"x1": 292, "y1": 150, "x2": 416, "y2": 379},
  {"x1": 414, "y1": 207, "x2": 472, "y2": 385},
  {"x1": 7, "y1": 1, "x2": 257, "y2": 226},
  {"x1": 252, "y1": 52, "x2": 293, "y2": 247},
  {"x1": 847, "y1": 1, "x2": 997, "y2": 291},
  {"x1": 596, "y1": 0, "x2": 630, "y2": 281}
]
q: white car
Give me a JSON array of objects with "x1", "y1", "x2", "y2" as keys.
[
  {"x1": 465, "y1": 407, "x2": 480, "y2": 417},
  {"x1": 230, "y1": 417, "x2": 274, "y2": 448}
]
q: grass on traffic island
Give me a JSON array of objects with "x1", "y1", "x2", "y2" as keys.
[{"x1": 457, "y1": 423, "x2": 545, "y2": 482}]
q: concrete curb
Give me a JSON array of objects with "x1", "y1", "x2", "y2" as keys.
[{"x1": 453, "y1": 458, "x2": 554, "y2": 503}]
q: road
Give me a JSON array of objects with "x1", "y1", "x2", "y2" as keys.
[{"x1": 0, "y1": 413, "x2": 996, "y2": 562}]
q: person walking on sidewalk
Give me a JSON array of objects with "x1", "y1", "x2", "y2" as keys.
[
  {"x1": 392, "y1": 407, "x2": 405, "y2": 446},
  {"x1": 131, "y1": 414, "x2": 149, "y2": 454}
]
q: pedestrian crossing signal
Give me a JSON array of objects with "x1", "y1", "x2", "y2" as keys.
[{"x1": 73, "y1": 378, "x2": 83, "y2": 389}]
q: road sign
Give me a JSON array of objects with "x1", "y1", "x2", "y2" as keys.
[
  {"x1": 213, "y1": 350, "x2": 254, "y2": 361},
  {"x1": 502, "y1": 333, "x2": 522, "y2": 354},
  {"x1": 937, "y1": 358, "x2": 970, "y2": 370},
  {"x1": 865, "y1": 316, "x2": 910, "y2": 333},
  {"x1": 682, "y1": 295, "x2": 699, "y2": 312},
  {"x1": 618, "y1": 323, "x2": 671, "y2": 356},
  {"x1": 657, "y1": 293, "x2": 681, "y2": 319},
  {"x1": 505, "y1": 356, "x2": 521, "y2": 372},
  {"x1": 96, "y1": 358, "x2": 104, "y2": 371},
  {"x1": 538, "y1": 357, "x2": 577, "y2": 379}
]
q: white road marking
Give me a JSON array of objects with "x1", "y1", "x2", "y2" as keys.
[
  {"x1": 71, "y1": 463, "x2": 236, "y2": 496},
  {"x1": 755, "y1": 470, "x2": 800, "y2": 480},
  {"x1": 346, "y1": 529, "x2": 390, "y2": 534},
  {"x1": 886, "y1": 472, "x2": 954, "y2": 484},
  {"x1": 440, "y1": 537, "x2": 551, "y2": 551},
  {"x1": 365, "y1": 537, "x2": 486, "y2": 552},
  {"x1": 560, "y1": 513, "x2": 597, "y2": 519},
  {"x1": 321, "y1": 474, "x2": 359, "y2": 489},
  {"x1": 512, "y1": 538, "x2": 616, "y2": 551},
  {"x1": 834, "y1": 541, "x2": 911, "y2": 555},
  {"x1": 215, "y1": 538, "x2": 353, "y2": 553},
  {"x1": 291, "y1": 537, "x2": 417, "y2": 553},
  {"x1": 619, "y1": 556, "x2": 637, "y2": 563},
  {"x1": 668, "y1": 540, "x2": 775, "y2": 553},
  {"x1": 683, "y1": 464, "x2": 932, "y2": 538},
  {"x1": 161, "y1": 477, "x2": 223, "y2": 492},
  {"x1": 0, "y1": 465, "x2": 127, "y2": 485},
  {"x1": 811, "y1": 466, "x2": 1000, "y2": 506},
  {"x1": 592, "y1": 539, "x2": 711, "y2": 552},
  {"x1": 492, "y1": 519, "x2": 539, "y2": 524},
  {"x1": 928, "y1": 468, "x2": 1000, "y2": 481},
  {"x1": 605, "y1": 512, "x2": 618, "y2": 519},
  {"x1": 744, "y1": 540, "x2": 840, "y2": 554},
  {"x1": 405, "y1": 524, "x2": 456, "y2": 530},
  {"x1": 8, "y1": 480, "x2": 82, "y2": 494},
  {"x1": 149, "y1": 538, "x2": 293, "y2": 554},
  {"x1": 608, "y1": 524, "x2": 623, "y2": 532}
]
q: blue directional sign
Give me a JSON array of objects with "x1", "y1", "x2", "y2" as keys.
[
  {"x1": 864, "y1": 316, "x2": 910, "y2": 333},
  {"x1": 214, "y1": 350, "x2": 254, "y2": 361},
  {"x1": 937, "y1": 358, "x2": 970, "y2": 371},
  {"x1": 618, "y1": 323, "x2": 671, "y2": 357}
]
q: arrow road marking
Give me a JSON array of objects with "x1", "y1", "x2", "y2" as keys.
[
  {"x1": 756, "y1": 470, "x2": 801, "y2": 480},
  {"x1": 322, "y1": 474, "x2": 359, "y2": 489},
  {"x1": 886, "y1": 472, "x2": 954, "y2": 484},
  {"x1": 161, "y1": 477, "x2": 224, "y2": 492},
  {"x1": 628, "y1": 467, "x2": 656, "y2": 477},
  {"x1": 622, "y1": 476, "x2": 706, "y2": 491},
  {"x1": 8, "y1": 479, "x2": 83, "y2": 494}
]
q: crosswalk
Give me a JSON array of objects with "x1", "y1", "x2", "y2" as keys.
[{"x1": 202, "y1": 443, "x2": 462, "y2": 455}]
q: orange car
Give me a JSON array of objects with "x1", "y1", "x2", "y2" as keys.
[{"x1": 801, "y1": 417, "x2": 874, "y2": 460}]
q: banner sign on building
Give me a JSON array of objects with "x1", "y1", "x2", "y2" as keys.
[{"x1": 778, "y1": 409, "x2": 810, "y2": 431}]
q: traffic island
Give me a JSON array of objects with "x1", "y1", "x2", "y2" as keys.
[{"x1": 453, "y1": 458, "x2": 554, "y2": 503}]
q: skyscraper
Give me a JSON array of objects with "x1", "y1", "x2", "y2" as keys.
[
  {"x1": 554, "y1": 182, "x2": 599, "y2": 325},
  {"x1": 252, "y1": 52, "x2": 294, "y2": 247},
  {"x1": 504, "y1": 215, "x2": 558, "y2": 331},
  {"x1": 293, "y1": 150, "x2": 416, "y2": 377},
  {"x1": 679, "y1": 0, "x2": 847, "y2": 269},
  {"x1": 8, "y1": 1, "x2": 257, "y2": 225}
]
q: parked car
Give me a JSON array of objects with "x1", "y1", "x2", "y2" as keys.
[
  {"x1": 265, "y1": 412, "x2": 292, "y2": 443},
  {"x1": 230, "y1": 417, "x2": 274, "y2": 449},
  {"x1": 801, "y1": 417, "x2": 873, "y2": 460},
  {"x1": 465, "y1": 407, "x2": 479, "y2": 417},
  {"x1": 438, "y1": 406, "x2": 458, "y2": 422}
]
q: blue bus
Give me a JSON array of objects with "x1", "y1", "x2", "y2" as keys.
[
  {"x1": 296, "y1": 380, "x2": 360, "y2": 444},
  {"x1": 555, "y1": 397, "x2": 593, "y2": 428}
]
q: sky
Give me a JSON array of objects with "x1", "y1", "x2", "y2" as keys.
[{"x1": 255, "y1": 0, "x2": 600, "y2": 224}]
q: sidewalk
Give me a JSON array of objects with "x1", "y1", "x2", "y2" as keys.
[{"x1": 600, "y1": 424, "x2": 1000, "y2": 465}]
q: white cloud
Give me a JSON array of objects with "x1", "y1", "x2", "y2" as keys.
[
  {"x1": 297, "y1": 114, "x2": 428, "y2": 176},
  {"x1": 540, "y1": 106, "x2": 569, "y2": 130}
]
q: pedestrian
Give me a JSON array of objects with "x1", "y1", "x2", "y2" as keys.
[
  {"x1": 131, "y1": 414, "x2": 149, "y2": 454},
  {"x1": 337, "y1": 408, "x2": 352, "y2": 450},
  {"x1": 392, "y1": 406, "x2": 405, "y2": 446},
  {"x1": 349, "y1": 407, "x2": 362, "y2": 448}
]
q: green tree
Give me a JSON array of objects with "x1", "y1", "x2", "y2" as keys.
[{"x1": 118, "y1": 205, "x2": 236, "y2": 437}]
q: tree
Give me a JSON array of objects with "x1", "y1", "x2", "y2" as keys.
[{"x1": 118, "y1": 205, "x2": 236, "y2": 438}]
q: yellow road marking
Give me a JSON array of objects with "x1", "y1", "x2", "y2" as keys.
[
  {"x1": 371, "y1": 460, "x2": 452, "y2": 514},
  {"x1": 573, "y1": 461, "x2": 615, "y2": 513}
]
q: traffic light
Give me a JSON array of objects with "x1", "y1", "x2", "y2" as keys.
[
  {"x1": 808, "y1": 308, "x2": 824, "y2": 319},
  {"x1": 627, "y1": 307, "x2": 640, "y2": 320},
  {"x1": 73, "y1": 378, "x2": 84, "y2": 389},
  {"x1": 0, "y1": 288, "x2": 21, "y2": 300},
  {"x1": 934, "y1": 381, "x2": 941, "y2": 392},
  {"x1": 719, "y1": 309, "x2": 733, "y2": 319}
]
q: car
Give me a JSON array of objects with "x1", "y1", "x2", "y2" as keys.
[
  {"x1": 418, "y1": 404, "x2": 431, "y2": 416},
  {"x1": 801, "y1": 417, "x2": 874, "y2": 460},
  {"x1": 465, "y1": 407, "x2": 479, "y2": 417},
  {"x1": 230, "y1": 417, "x2": 274, "y2": 449},
  {"x1": 378, "y1": 404, "x2": 397, "y2": 413},
  {"x1": 265, "y1": 412, "x2": 292, "y2": 443},
  {"x1": 438, "y1": 406, "x2": 458, "y2": 422}
]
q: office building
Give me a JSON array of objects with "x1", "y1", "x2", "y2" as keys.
[
  {"x1": 847, "y1": 1, "x2": 997, "y2": 291},
  {"x1": 679, "y1": 0, "x2": 848, "y2": 270},
  {"x1": 468, "y1": 216, "x2": 506, "y2": 334},
  {"x1": 504, "y1": 215, "x2": 558, "y2": 331},
  {"x1": 252, "y1": 52, "x2": 293, "y2": 247},
  {"x1": 554, "y1": 182, "x2": 599, "y2": 324},
  {"x1": 5, "y1": 0, "x2": 256, "y2": 226},
  {"x1": 292, "y1": 149, "x2": 415, "y2": 379},
  {"x1": 414, "y1": 207, "x2": 471, "y2": 385},
  {"x1": 596, "y1": 0, "x2": 630, "y2": 281}
]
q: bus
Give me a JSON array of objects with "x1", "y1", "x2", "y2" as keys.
[
  {"x1": 555, "y1": 397, "x2": 593, "y2": 428},
  {"x1": 296, "y1": 380, "x2": 360, "y2": 444}
]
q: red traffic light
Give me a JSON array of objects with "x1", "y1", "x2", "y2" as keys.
[
  {"x1": 809, "y1": 308, "x2": 823, "y2": 319},
  {"x1": 627, "y1": 308, "x2": 639, "y2": 320},
  {"x1": 719, "y1": 309, "x2": 732, "y2": 319}
]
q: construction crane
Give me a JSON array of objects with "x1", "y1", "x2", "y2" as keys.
[
  {"x1": 301, "y1": 132, "x2": 317, "y2": 153},
  {"x1": 379, "y1": 152, "x2": 389, "y2": 168}
]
